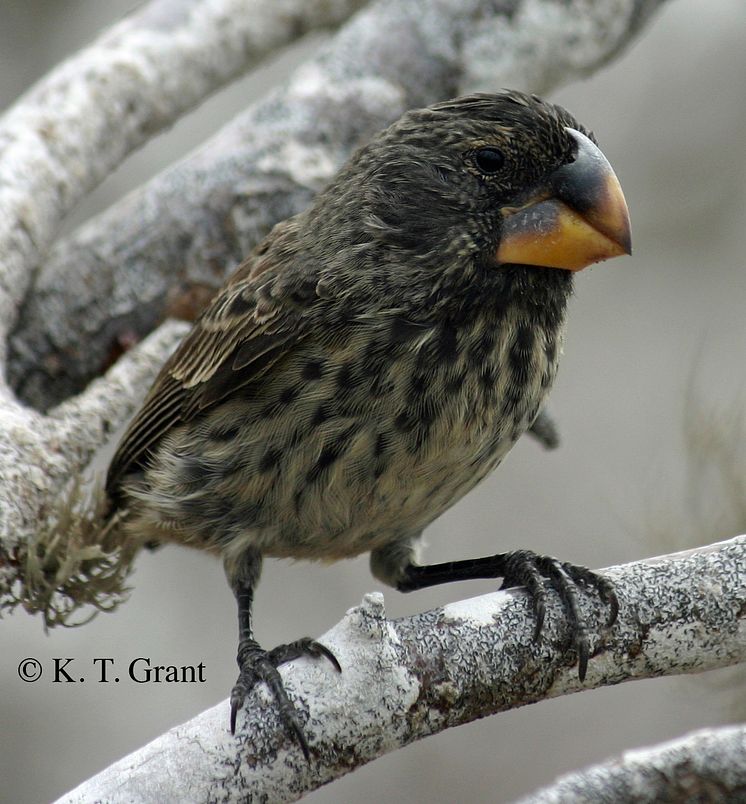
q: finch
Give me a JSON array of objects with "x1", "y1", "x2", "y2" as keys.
[{"x1": 105, "y1": 91, "x2": 630, "y2": 756}]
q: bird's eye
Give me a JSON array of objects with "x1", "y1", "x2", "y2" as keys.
[{"x1": 473, "y1": 147, "x2": 505, "y2": 175}]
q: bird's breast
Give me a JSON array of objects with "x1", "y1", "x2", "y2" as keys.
[
  {"x1": 125, "y1": 309, "x2": 563, "y2": 560},
  {"x1": 251, "y1": 308, "x2": 562, "y2": 558}
]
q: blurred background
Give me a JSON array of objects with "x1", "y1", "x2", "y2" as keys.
[{"x1": 1, "y1": 1, "x2": 745, "y2": 801}]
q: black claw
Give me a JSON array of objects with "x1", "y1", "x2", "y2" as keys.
[
  {"x1": 230, "y1": 636, "x2": 342, "y2": 759},
  {"x1": 564, "y1": 562, "x2": 619, "y2": 629},
  {"x1": 311, "y1": 641, "x2": 342, "y2": 673},
  {"x1": 230, "y1": 692, "x2": 242, "y2": 735},
  {"x1": 265, "y1": 669, "x2": 311, "y2": 761},
  {"x1": 288, "y1": 716, "x2": 311, "y2": 762},
  {"x1": 231, "y1": 644, "x2": 308, "y2": 754},
  {"x1": 503, "y1": 550, "x2": 547, "y2": 641},
  {"x1": 606, "y1": 595, "x2": 619, "y2": 628},
  {"x1": 230, "y1": 672, "x2": 252, "y2": 736},
  {"x1": 532, "y1": 597, "x2": 545, "y2": 642},
  {"x1": 502, "y1": 550, "x2": 616, "y2": 681},
  {"x1": 547, "y1": 560, "x2": 590, "y2": 680},
  {"x1": 602, "y1": 585, "x2": 620, "y2": 627},
  {"x1": 268, "y1": 638, "x2": 341, "y2": 674},
  {"x1": 577, "y1": 639, "x2": 589, "y2": 682}
]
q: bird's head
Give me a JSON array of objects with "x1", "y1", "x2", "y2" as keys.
[{"x1": 306, "y1": 91, "x2": 631, "y2": 314}]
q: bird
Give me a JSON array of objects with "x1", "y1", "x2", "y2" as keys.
[{"x1": 104, "y1": 90, "x2": 631, "y2": 758}]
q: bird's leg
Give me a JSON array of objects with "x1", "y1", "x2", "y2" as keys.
[
  {"x1": 226, "y1": 549, "x2": 340, "y2": 758},
  {"x1": 395, "y1": 551, "x2": 618, "y2": 681}
]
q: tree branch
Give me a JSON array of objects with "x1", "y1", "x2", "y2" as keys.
[
  {"x1": 0, "y1": 321, "x2": 189, "y2": 619},
  {"x1": 55, "y1": 537, "x2": 746, "y2": 802},
  {"x1": 516, "y1": 724, "x2": 746, "y2": 802},
  {"x1": 0, "y1": 0, "x2": 366, "y2": 357}
]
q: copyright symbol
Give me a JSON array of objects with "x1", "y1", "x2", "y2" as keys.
[{"x1": 18, "y1": 658, "x2": 42, "y2": 682}]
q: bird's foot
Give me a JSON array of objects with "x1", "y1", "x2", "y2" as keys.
[
  {"x1": 501, "y1": 550, "x2": 618, "y2": 681},
  {"x1": 229, "y1": 637, "x2": 340, "y2": 759}
]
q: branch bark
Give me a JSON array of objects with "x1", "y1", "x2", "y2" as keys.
[
  {"x1": 0, "y1": 0, "x2": 366, "y2": 358},
  {"x1": 516, "y1": 724, "x2": 746, "y2": 803},
  {"x1": 55, "y1": 537, "x2": 746, "y2": 802}
]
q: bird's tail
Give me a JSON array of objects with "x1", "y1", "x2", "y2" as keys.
[{"x1": 13, "y1": 477, "x2": 138, "y2": 629}]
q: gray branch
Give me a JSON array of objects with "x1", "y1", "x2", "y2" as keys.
[
  {"x1": 55, "y1": 537, "x2": 746, "y2": 802},
  {"x1": 515, "y1": 724, "x2": 746, "y2": 803},
  {"x1": 0, "y1": 320, "x2": 188, "y2": 560},
  {"x1": 0, "y1": 0, "x2": 365, "y2": 358},
  {"x1": 8, "y1": 0, "x2": 666, "y2": 409}
]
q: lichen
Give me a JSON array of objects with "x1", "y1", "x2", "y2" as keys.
[{"x1": 1, "y1": 478, "x2": 136, "y2": 628}]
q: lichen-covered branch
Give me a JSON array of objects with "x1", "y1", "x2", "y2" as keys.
[
  {"x1": 56, "y1": 537, "x2": 746, "y2": 803},
  {"x1": 0, "y1": 0, "x2": 365, "y2": 355},
  {"x1": 0, "y1": 321, "x2": 188, "y2": 615},
  {"x1": 515, "y1": 724, "x2": 746, "y2": 803},
  {"x1": 8, "y1": 0, "x2": 667, "y2": 409}
]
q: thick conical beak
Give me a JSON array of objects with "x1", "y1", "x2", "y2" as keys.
[{"x1": 496, "y1": 129, "x2": 631, "y2": 271}]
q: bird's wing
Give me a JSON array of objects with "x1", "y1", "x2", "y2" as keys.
[{"x1": 106, "y1": 246, "x2": 311, "y2": 497}]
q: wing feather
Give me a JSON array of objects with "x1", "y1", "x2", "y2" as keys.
[{"x1": 106, "y1": 245, "x2": 312, "y2": 499}]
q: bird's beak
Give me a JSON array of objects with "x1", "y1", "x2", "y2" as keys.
[{"x1": 496, "y1": 128, "x2": 631, "y2": 271}]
